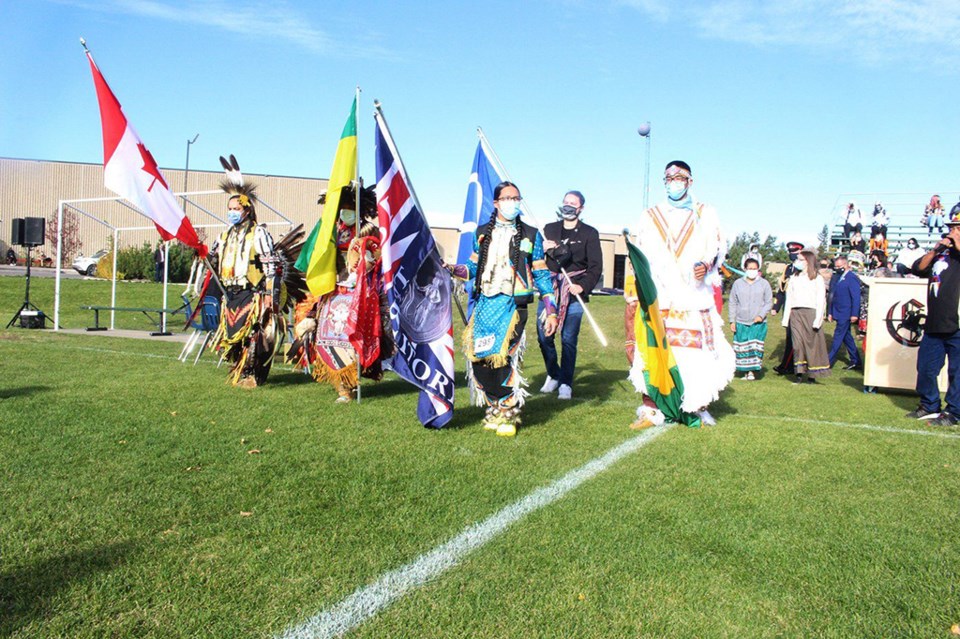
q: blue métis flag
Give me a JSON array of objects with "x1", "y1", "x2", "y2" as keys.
[
  {"x1": 458, "y1": 140, "x2": 504, "y2": 299},
  {"x1": 375, "y1": 109, "x2": 455, "y2": 428}
]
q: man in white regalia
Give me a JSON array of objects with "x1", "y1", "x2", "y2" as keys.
[{"x1": 630, "y1": 160, "x2": 735, "y2": 427}]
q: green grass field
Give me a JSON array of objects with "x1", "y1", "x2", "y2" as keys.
[{"x1": 1, "y1": 276, "x2": 958, "y2": 638}]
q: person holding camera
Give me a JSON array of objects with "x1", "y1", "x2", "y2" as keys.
[
  {"x1": 906, "y1": 205, "x2": 960, "y2": 425},
  {"x1": 538, "y1": 190, "x2": 602, "y2": 400}
]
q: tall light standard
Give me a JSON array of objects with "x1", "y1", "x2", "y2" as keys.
[
  {"x1": 158, "y1": 133, "x2": 198, "y2": 336},
  {"x1": 637, "y1": 122, "x2": 651, "y2": 210},
  {"x1": 182, "y1": 133, "x2": 200, "y2": 211}
]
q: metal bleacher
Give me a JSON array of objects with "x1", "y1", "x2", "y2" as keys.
[{"x1": 827, "y1": 192, "x2": 959, "y2": 260}]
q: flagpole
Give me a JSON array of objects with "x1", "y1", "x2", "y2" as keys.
[
  {"x1": 160, "y1": 241, "x2": 170, "y2": 335},
  {"x1": 476, "y1": 128, "x2": 608, "y2": 348},
  {"x1": 354, "y1": 86, "x2": 361, "y2": 240},
  {"x1": 354, "y1": 86, "x2": 362, "y2": 403},
  {"x1": 375, "y1": 101, "x2": 467, "y2": 326}
]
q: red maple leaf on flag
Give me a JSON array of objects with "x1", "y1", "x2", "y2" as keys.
[{"x1": 137, "y1": 142, "x2": 168, "y2": 192}]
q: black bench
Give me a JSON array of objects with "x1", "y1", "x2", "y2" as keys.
[{"x1": 80, "y1": 304, "x2": 189, "y2": 332}]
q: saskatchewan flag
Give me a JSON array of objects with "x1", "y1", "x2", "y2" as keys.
[
  {"x1": 625, "y1": 237, "x2": 701, "y2": 428},
  {"x1": 296, "y1": 97, "x2": 358, "y2": 296}
]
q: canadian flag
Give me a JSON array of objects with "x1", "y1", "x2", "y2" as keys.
[{"x1": 86, "y1": 51, "x2": 207, "y2": 257}]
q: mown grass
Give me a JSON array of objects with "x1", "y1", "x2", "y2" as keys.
[
  {"x1": 0, "y1": 274, "x2": 192, "y2": 331},
  {"x1": 0, "y1": 276, "x2": 957, "y2": 638}
]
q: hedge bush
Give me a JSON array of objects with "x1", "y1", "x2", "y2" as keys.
[{"x1": 103, "y1": 242, "x2": 196, "y2": 282}]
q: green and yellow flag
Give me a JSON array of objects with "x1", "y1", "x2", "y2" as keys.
[
  {"x1": 296, "y1": 97, "x2": 358, "y2": 296},
  {"x1": 625, "y1": 236, "x2": 701, "y2": 427}
]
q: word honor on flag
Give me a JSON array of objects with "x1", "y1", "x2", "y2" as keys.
[
  {"x1": 374, "y1": 105, "x2": 455, "y2": 428},
  {"x1": 84, "y1": 46, "x2": 205, "y2": 256},
  {"x1": 296, "y1": 96, "x2": 358, "y2": 296}
]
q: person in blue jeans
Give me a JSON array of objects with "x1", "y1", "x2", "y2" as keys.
[
  {"x1": 537, "y1": 190, "x2": 602, "y2": 400},
  {"x1": 827, "y1": 254, "x2": 863, "y2": 370},
  {"x1": 907, "y1": 207, "x2": 960, "y2": 426}
]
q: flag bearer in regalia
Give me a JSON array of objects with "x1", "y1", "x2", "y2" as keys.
[
  {"x1": 206, "y1": 155, "x2": 307, "y2": 388},
  {"x1": 628, "y1": 161, "x2": 735, "y2": 428},
  {"x1": 448, "y1": 181, "x2": 558, "y2": 437},
  {"x1": 286, "y1": 185, "x2": 393, "y2": 402}
]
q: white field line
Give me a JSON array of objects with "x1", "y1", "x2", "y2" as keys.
[
  {"x1": 276, "y1": 422, "x2": 675, "y2": 639},
  {"x1": 738, "y1": 413, "x2": 960, "y2": 439}
]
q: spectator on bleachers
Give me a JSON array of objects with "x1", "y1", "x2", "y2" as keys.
[
  {"x1": 894, "y1": 238, "x2": 925, "y2": 276},
  {"x1": 926, "y1": 194, "x2": 945, "y2": 236},
  {"x1": 740, "y1": 242, "x2": 762, "y2": 270},
  {"x1": 869, "y1": 231, "x2": 888, "y2": 257},
  {"x1": 868, "y1": 249, "x2": 895, "y2": 277},
  {"x1": 848, "y1": 230, "x2": 866, "y2": 254},
  {"x1": 849, "y1": 251, "x2": 870, "y2": 337},
  {"x1": 818, "y1": 258, "x2": 834, "y2": 285},
  {"x1": 871, "y1": 202, "x2": 888, "y2": 238},
  {"x1": 843, "y1": 202, "x2": 863, "y2": 238}
]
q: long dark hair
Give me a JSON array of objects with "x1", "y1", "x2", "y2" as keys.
[
  {"x1": 474, "y1": 181, "x2": 523, "y2": 300},
  {"x1": 493, "y1": 181, "x2": 519, "y2": 202}
]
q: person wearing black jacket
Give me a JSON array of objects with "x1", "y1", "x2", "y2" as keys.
[
  {"x1": 537, "y1": 190, "x2": 602, "y2": 400},
  {"x1": 906, "y1": 208, "x2": 960, "y2": 426}
]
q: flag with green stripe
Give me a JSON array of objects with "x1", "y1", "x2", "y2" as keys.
[
  {"x1": 625, "y1": 237, "x2": 701, "y2": 427},
  {"x1": 296, "y1": 97, "x2": 358, "y2": 296}
]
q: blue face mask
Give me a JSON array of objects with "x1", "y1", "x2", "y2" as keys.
[
  {"x1": 499, "y1": 200, "x2": 521, "y2": 221},
  {"x1": 666, "y1": 181, "x2": 688, "y2": 201},
  {"x1": 228, "y1": 211, "x2": 243, "y2": 226}
]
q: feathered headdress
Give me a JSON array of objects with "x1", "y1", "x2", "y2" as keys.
[
  {"x1": 318, "y1": 183, "x2": 377, "y2": 220},
  {"x1": 219, "y1": 154, "x2": 258, "y2": 214}
]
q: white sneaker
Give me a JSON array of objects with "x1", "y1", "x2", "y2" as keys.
[
  {"x1": 697, "y1": 409, "x2": 716, "y2": 426},
  {"x1": 558, "y1": 384, "x2": 572, "y2": 400},
  {"x1": 540, "y1": 376, "x2": 559, "y2": 393}
]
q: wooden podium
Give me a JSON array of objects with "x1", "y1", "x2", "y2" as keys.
[{"x1": 862, "y1": 277, "x2": 947, "y2": 391}]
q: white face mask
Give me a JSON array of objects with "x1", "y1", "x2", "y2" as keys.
[
  {"x1": 339, "y1": 209, "x2": 357, "y2": 225},
  {"x1": 499, "y1": 199, "x2": 521, "y2": 221},
  {"x1": 745, "y1": 269, "x2": 759, "y2": 280},
  {"x1": 795, "y1": 259, "x2": 806, "y2": 271}
]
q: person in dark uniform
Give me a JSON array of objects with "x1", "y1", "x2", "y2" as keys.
[{"x1": 772, "y1": 241, "x2": 804, "y2": 374}]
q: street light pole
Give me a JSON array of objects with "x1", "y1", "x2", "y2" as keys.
[
  {"x1": 638, "y1": 122, "x2": 651, "y2": 211},
  {"x1": 158, "y1": 133, "x2": 198, "y2": 336},
  {"x1": 182, "y1": 133, "x2": 199, "y2": 211}
]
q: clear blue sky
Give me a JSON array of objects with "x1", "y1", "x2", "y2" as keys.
[{"x1": 2, "y1": 0, "x2": 958, "y2": 247}]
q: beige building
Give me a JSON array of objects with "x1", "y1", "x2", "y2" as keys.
[
  {"x1": 0, "y1": 157, "x2": 329, "y2": 261},
  {"x1": 1, "y1": 157, "x2": 628, "y2": 288}
]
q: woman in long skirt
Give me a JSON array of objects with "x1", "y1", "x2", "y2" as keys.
[{"x1": 782, "y1": 247, "x2": 831, "y2": 383}]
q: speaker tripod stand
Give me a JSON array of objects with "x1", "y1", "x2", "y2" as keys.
[{"x1": 6, "y1": 245, "x2": 49, "y2": 329}]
